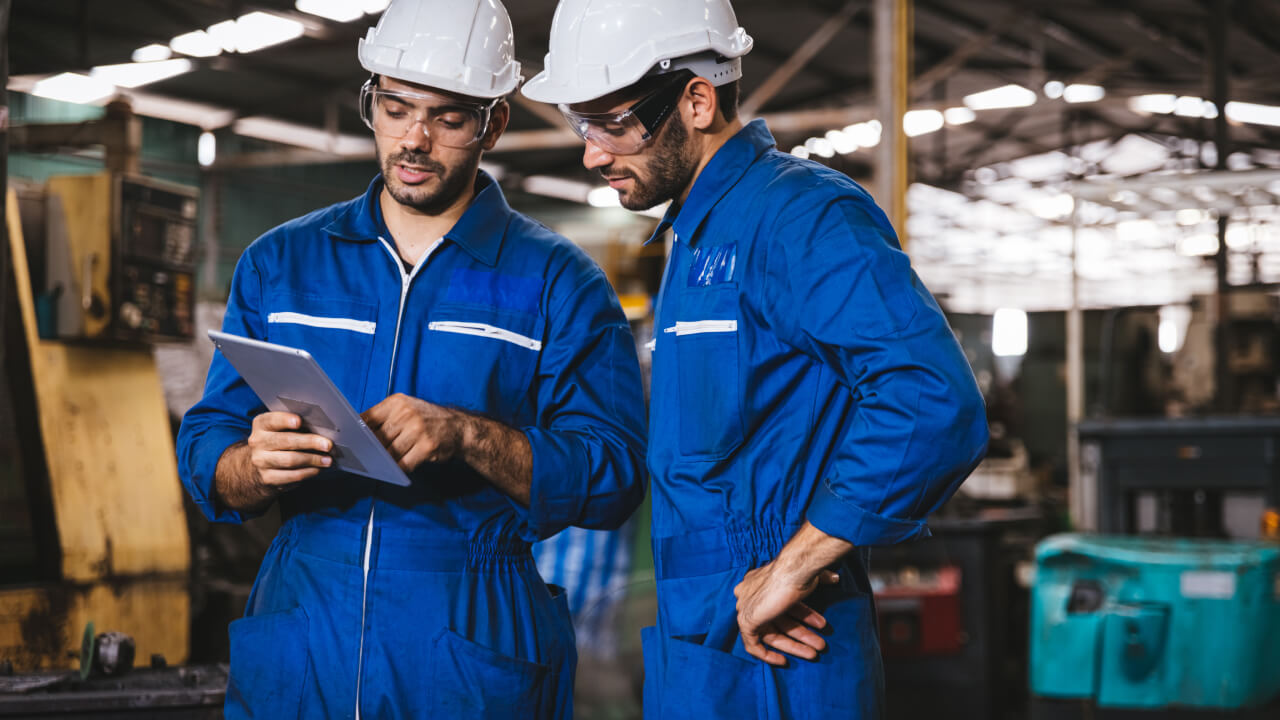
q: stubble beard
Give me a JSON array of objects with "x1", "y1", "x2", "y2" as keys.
[
  {"x1": 382, "y1": 148, "x2": 479, "y2": 216},
  {"x1": 613, "y1": 116, "x2": 699, "y2": 212}
]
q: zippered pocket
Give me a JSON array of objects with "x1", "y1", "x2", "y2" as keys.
[
  {"x1": 428, "y1": 321, "x2": 542, "y2": 351},
  {"x1": 665, "y1": 319, "x2": 738, "y2": 336},
  {"x1": 267, "y1": 311, "x2": 376, "y2": 335}
]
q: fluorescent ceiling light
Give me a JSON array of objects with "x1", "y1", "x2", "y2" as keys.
[
  {"x1": 207, "y1": 20, "x2": 240, "y2": 53},
  {"x1": 963, "y1": 84, "x2": 1036, "y2": 111},
  {"x1": 903, "y1": 109, "x2": 943, "y2": 137},
  {"x1": 992, "y1": 308, "x2": 1027, "y2": 357},
  {"x1": 825, "y1": 129, "x2": 858, "y2": 154},
  {"x1": 810, "y1": 137, "x2": 835, "y2": 158},
  {"x1": 132, "y1": 44, "x2": 172, "y2": 62},
  {"x1": 229, "y1": 12, "x2": 306, "y2": 53},
  {"x1": 296, "y1": 0, "x2": 365, "y2": 22},
  {"x1": 587, "y1": 187, "x2": 622, "y2": 208},
  {"x1": 1129, "y1": 94, "x2": 1176, "y2": 115},
  {"x1": 90, "y1": 59, "x2": 193, "y2": 89},
  {"x1": 170, "y1": 30, "x2": 223, "y2": 58},
  {"x1": 1171, "y1": 95, "x2": 1217, "y2": 118},
  {"x1": 943, "y1": 106, "x2": 975, "y2": 125},
  {"x1": 1063, "y1": 84, "x2": 1105, "y2": 103},
  {"x1": 844, "y1": 120, "x2": 881, "y2": 147},
  {"x1": 362, "y1": 0, "x2": 392, "y2": 12},
  {"x1": 790, "y1": 145, "x2": 810, "y2": 159},
  {"x1": 31, "y1": 72, "x2": 116, "y2": 105},
  {"x1": 1226, "y1": 101, "x2": 1280, "y2": 128},
  {"x1": 198, "y1": 131, "x2": 217, "y2": 167},
  {"x1": 1043, "y1": 80, "x2": 1064, "y2": 99}
]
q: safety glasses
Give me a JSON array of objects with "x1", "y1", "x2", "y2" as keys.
[
  {"x1": 558, "y1": 70, "x2": 694, "y2": 155},
  {"x1": 359, "y1": 80, "x2": 496, "y2": 148}
]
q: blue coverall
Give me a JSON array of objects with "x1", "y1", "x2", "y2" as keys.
[
  {"x1": 177, "y1": 173, "x2": 647, "y2": 719},
  {"x1": 641, "y1": 120, "x2": 989, "y2": 719}
]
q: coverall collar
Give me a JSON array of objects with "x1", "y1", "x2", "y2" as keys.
[
  {"x1": 323, "y1": 170, "x2": 513, "y2": 267},
  {"x1": 645, "y1": 118, "x2": 776, "y2": 247}
]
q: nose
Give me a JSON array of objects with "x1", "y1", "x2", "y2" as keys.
[
  {"x1": 582, "y1": 140, "x2": 613, "y2": 171},
  {"x1": 398, "y1": 121, "x2": 433, "y2": 153}
]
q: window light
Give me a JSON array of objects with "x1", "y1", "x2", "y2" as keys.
[
  {"x1": 198, "y1": 131, "x2": 217, "y2": 167},
  {"x1": 992, "y1": 308, "x2": 1028, "y2": 357}
]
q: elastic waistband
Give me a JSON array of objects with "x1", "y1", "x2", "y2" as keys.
[
  {"x1": 281, "y1": 516, "x2": 532, "y2": 572},
  {"x1": 653, "y1": 524, "x2": 803, "y2": 580}
]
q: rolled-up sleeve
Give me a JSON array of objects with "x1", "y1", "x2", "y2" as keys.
[
  {"x1": 176, "y1": 249, "x2": 268, "y2": 524},
  {"x1": 521, "y1": 264, "x2": 647, "y2": 539},
  {"x1": 765, "y1": 195, "x2": 989, "y2": 546}
]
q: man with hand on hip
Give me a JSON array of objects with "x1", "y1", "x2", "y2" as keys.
[{"x1": 524, "y1": 1, "x2": 989, "y2": 717}]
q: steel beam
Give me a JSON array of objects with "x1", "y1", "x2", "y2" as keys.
[{"x1": 740, "y1": 1, "x2": 862, "y2": 118}]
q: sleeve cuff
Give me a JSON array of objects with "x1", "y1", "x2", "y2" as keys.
[
  {"x1": 806, "y1": 479, "x2": 932, "y2": 546},
  {"x1": 522, "y1": 427, "x2": 585, "y2": 539},
  {"x1": 187, "y1": 426, "x2": 251, "y2": 524}
]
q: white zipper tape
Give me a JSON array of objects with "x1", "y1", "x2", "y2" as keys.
[
  {"x1": 267, "y1": 311, "x2": 375, "y2": 335},
  {"x1": 428, "y1": 321, "x2": 543, "y2": 351}
]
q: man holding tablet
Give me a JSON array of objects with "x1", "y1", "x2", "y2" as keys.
[{"x1": 176, "y1": 1, "x2": 646, "y2": 717}]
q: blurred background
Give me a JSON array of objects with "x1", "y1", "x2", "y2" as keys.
[{"x1": 1, "y1": 0, "x2": 1279, "y2": 717}]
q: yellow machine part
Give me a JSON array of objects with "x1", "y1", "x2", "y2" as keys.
[{"x1": 1, "y1": 187, "x2": 190, "y2": 670}]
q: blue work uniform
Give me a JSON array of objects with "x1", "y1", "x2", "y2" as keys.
[
  {"x1": 641, "y1": 120, "x2": 989, "y2": 720},
  {"x1": 177, "y1": 173, "x2": 647, "y2": 719}
]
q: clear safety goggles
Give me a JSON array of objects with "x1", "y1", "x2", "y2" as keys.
[
  {"x1": 359, "y1": 80, "x2": 496, "y2": 148},
  {"x1": 558, "y1": 70, "x2": 694, "y2": 155}
]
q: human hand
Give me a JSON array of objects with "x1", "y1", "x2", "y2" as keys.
[
  {"x1": 245, "y1": 411, "x2": 333, "y2": 491},
  {"x1": 733, "y1": 560, "x2": 840, "y2": 666},
  {"x1": 362, "y1": 393, "x2": 465, "y2": 471}
]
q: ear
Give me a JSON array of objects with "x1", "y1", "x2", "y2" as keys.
[
  {"x1": 480, "y1": 100, "x2": 510, "y2": 151},
  {"x1": 684, "y1": 77, "x2": 719, "y2": 132}
]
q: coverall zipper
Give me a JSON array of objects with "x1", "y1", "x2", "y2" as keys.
[{"x1": 353, "y1": 236, "x2": 444, "y2": 719}]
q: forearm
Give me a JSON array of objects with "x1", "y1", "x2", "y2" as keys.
[
  {"x1": 772, "y1": 522, "x2": 856, "y2": 581},
  {"x1": 214, "y1": 441, "x2": 276, "y2": 514},
  {"x1": 458, "y1": 412, "x2": 532, "y2": 506}
]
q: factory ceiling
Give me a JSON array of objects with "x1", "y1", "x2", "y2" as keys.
[{"x1": 8, "y1": 0, "x2": 1280, "y2": 311}]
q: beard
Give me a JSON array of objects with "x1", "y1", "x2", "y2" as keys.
[
  {"x1": 381, "y1": 147, "x2": 479, "y2": 215},
  {"x1": 607, "y1": 115, "x2": 699, "y2": 211}
]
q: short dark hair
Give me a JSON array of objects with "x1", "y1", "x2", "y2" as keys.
[{"x1": 714, "y1": 80, "x2": 739, "y2": 122}]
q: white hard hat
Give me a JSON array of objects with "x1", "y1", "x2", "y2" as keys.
[
  {"x1": 358, "y1": 0, "x2": 521, "y2": 99},
  {"x1": 522, "y1": 0, "x2": 753, "y2": 105}
]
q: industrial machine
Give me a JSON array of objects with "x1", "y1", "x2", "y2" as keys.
[
  {"x1": 1030, "y1": 533, "x2": 1280, "y2": 717},
  {"x1": 17, "y1": 173, "x2": 197, "y2": 343},
  {"x1": 0, "y1": 174, "x2": 193, "y2": 673}
]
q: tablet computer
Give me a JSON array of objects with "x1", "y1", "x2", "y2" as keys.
[{"x1": 208, "y1": 329, "x2": 411, "y2": 486}]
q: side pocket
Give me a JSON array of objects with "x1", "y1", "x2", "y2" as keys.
[
  {"x1": 650, "y1": 632, "x2": 764, "y2": 720},
  {"x1": 225, "y1": 606, "x2": 310, "y2": 720},
  {"x1": 428, "y1": 629, "x2": 551, "y2": 719}
]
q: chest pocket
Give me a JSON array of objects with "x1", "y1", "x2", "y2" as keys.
[
  {"x1": 670, "y1": 284, "x2": 744, "y2": 459},
  {"x1": 265, "y1": 292, "x2": 377, "y2": 409},
  {"x1": 423, "y1": 303, "x2": 542, "y2": 421}
]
